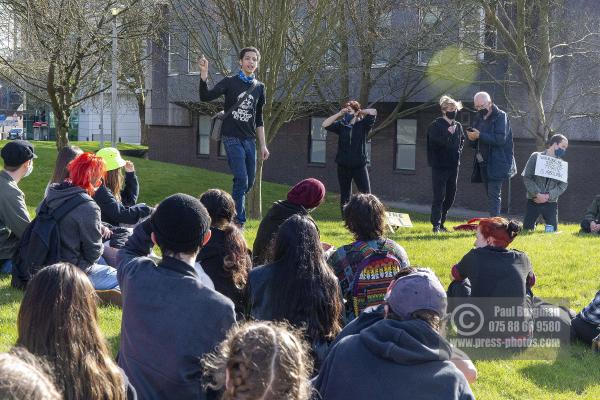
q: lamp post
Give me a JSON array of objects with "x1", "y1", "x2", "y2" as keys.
[{"x1": 111, "y1": 7, "x2": 123, "y2": 147}]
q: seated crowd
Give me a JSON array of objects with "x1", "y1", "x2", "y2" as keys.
[{"x1": 0, "y1": 140, "x2": 598, "y2": 399}]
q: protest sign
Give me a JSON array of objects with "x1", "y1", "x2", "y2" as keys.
[{"x1": 533, "y1": 154, "x2": 568, "y2": 183}]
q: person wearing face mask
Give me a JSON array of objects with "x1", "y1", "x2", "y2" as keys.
[
  {"x1": 467, "y1": 92, "x2": 516, "y2": 217},
  {"x1": 0, "y1": 140, "x2": 36, "y2": 274},
  {"x1": 522, "y1": 134, "x2": 569, "y2": 231},
  {"x1": 427, "y1": 95, "x2": 465, "y2": 233},
  {"x1": 322, "y1": 101, "x2": 378, "y2": 215}
]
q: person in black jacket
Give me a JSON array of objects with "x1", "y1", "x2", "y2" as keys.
[
  {"x1": 248, "y1": 215, "x2": 343, "y2": 371},
  {"x1": 198, "y1": 47, "x2": 269, "y2": 227},
  {"x1": 95, "y1": 147, "x2": 152, "y2": 227},
  {"x1": 252, "y1": 178, "x2": 325, "y2": 265},
  {"x1": 427, "y1": 95, "x2": 465, "y2": 233},
  {"x1": 197, "y1": 189, "x2": 252, "y2": 318},
  {"x1": 322, "y1": 101, "x2": 377, "y2": 215}
]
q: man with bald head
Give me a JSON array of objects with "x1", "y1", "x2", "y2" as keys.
[{"x1": 466, "y1": 92, "x2": 515, "y2": 216}]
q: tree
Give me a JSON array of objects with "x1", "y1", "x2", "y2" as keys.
[
  {"x1": 468, "y1": 0, "x2": 600, "y2": 149},
  {"x1": 173, "y1": 0, "x2": 340, "y2": 217},
  {"x1": 0, "y1": 0, "x2": 156, "y2": 149}
]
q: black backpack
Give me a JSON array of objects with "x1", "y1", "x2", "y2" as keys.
[{"x1": 11, "y1": 193, "x2": 92, "y2": 289}]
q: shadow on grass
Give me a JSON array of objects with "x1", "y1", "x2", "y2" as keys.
[
  {"x1": 0, "y1": 274, "x2": 23, "y2": 306},
  {"x1": 519, "y1": 344, "x2": 600, "y2": 394}
]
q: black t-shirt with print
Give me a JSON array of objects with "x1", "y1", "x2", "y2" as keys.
[{"x1": 199, "y1": 76, "x2": 265, "y2": 139}]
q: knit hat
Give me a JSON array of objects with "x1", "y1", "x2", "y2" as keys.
[
  {"x1": 286, "y1": 178, "x2": 326, "y2": 209},
  {"x1": 150, "y1": 193, "x2": 210, "y2": 253},
  {"x1": 385, "y1": 270, "x2": 447, "y2": 320},
  {"x1": 1, "y1": 140, "x2": 37, "y2": 167},
  {"x1": 96, "y1": 147, "x2": 126, "y2": 171}
]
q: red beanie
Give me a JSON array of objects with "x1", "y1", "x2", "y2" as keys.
[{"x1": 287, "y1": 178, "x2": 326, "y2": 209}]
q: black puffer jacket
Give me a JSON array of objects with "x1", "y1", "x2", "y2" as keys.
[{"x1": 94, "y1": 172, "x2": 152, "y2": 226}]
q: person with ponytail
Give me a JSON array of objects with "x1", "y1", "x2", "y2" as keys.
[
  {"x1": 198, "y1": 189, "x2": 252, "y2": 317},
  {"x1": 203, "y1": 321, "x2": 313, "y2": 400},
  {"x1": 427, "y1": 95, "x2": 465, "y2": 233},
  {"x1": 44, "y1": 152, "x2": 119, "y2": 291},
  {"x1": 448, "y1": 217, "x2": 535, "y2": 299}
]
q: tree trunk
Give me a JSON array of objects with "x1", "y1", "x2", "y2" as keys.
[
  {"x1": 247, "y1": 157, "x2": 263, "y2": 220},
  {"x1": 528, "y1": 95, "x2": 549, "y2": 151},
  {"x1": 137, "y1": 97, "x2": 148, "y2": 146},
  {"x1": 55, "y1": 111, "x2": 70, "y2": 150}
]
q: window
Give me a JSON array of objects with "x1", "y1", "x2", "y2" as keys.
[
  {"x1": 417, "y1": 7, "x2": 443, "y2": 66},
  {"x1": 168, "y1": 31, "x2": 184, "y2": 75},
  {"x1": 217, "y1": 31, "x2": 237, "y2": 74},
  {"x1": 188, "y1": 35, "x2": 200, "y2": 74},
  {"x1": 372, "y1": 10, "x2": 393, "y2": 67},
  {"x1": 218, "y1": 140, "x2": 227, "y2": 157},
  {"x1": 197, "y1": 115, "x2": 210, "y2": 155},
  {"x1": 395, "y1": 119, "x2": 417, "y2": 170},
  {"x1": 459, "y1": 7, "x2": 485, "y2": 62},
  {"x1": 309, "y1": 117, "x2": 327, "y2": 164}
]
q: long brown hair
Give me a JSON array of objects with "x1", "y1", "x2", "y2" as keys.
[
  {"x1": 50, "y1": 145, "x2": 82, "y2": 184},
  {"x1": 104, "y1": 168, "x2": 124, "y2": 202},
  {"x1": 17, "y1": 263, "x2": 126, "y2": 400},
  {"x1": 203, "y1": 321, "x2": 313, "y2": 400}
]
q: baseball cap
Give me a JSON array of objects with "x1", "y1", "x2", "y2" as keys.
[
  {"x1": 96, "y1": 147, "x2": 126, "y2": 171},
  {"x1": 1, "y1": 140, "x2": 37, "y2": 167},
  {"x1": 385, "y1": 269, "x2": 448, "y2": 320}
]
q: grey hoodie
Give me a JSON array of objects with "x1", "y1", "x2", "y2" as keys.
[
  {"x1": 313, "y1": 319, "x2": 475, "y2": 400},
  {"x1": 43, "y1": 183, "x2": 103, "y2": 272}
]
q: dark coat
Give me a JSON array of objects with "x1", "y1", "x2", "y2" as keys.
[
  {"x1": 117, "y1": 222, "x2": 236, "y2": 400},
  {"x1": 472, "y1": 104, "x2": 515, "y2": 181},
  {"x1": 312, "y1": 319, "x2": 475, "y2": 400},
  {"x1": 252, "y1": 200, "x2": 310, "y2": 265},
  {"x1": 427, "y1": 117, "x2": 465, "y2": 169},
  {"x1": 197, "y1": 227, "x2": 250, "y2": 317},
  {"x1": 94, "y1": 172, "x2": 152, "y2": 226}
]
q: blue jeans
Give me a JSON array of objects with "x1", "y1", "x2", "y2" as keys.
[
  {"x1": 485, "y1": 179, "x2": 503, "y2": 217},
  {"x1": 87, "y1": 263, "x2": 119, "y2": 290},
  {"x1": 222, "y1": 136, "x2": 256, "y2": 225},
  {"x1": 0, "y1": 259, "x2": 12, "y2": 274}
]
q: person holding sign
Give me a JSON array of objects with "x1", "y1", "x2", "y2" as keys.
[{"x1": 522, "y1": 134, "x2": 569, "y2": 231}]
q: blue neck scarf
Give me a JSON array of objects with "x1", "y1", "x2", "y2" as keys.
[{"x1": 238, "y1": 70, "x2": 255, "y2": 83}]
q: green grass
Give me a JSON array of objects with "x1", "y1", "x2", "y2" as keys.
[{"x1": 1, "y1": 140, "x2": 600, "y2": 399}]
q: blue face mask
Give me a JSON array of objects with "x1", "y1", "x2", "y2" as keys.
[
  {"x1": 342, "y1": 113, "x2": 354, "y2": 125},
  {"x1": 554, "y1": 148, "x2": 566, "y2": 158}
]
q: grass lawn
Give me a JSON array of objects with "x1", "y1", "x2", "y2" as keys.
[{"x1": 1, "y1": 140, "x2": 599, "y2": 399}]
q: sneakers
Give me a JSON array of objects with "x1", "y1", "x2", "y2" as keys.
[
  {"x1": 432, "y1": 225, "x2": 449, "y2": 233},
  {"x1": 96, "y1": 289, "x2": 122, "y2": 308}
]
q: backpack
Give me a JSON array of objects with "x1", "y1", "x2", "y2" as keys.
[
  {"x1": 11, "y1": 193, "x2": 92, "y2": 289},
  {"x1": 349, "y1": 242, "x2": 404, "y2": 318}
]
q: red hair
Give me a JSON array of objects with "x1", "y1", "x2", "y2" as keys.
[
  {"x1": 477, "y1": 217, "x2": 521, "y2": 248},
  {"x1": 67, "y1": 152, "x2": 106, "y2": 196},
  {"x1": 343, "y1": 100, "x2": 361, "y2": 112}
]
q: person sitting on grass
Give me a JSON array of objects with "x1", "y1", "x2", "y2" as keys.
[
  {"x1": 0, "y1": 347, "x2": 61, "y2": 400},
  {"x1": 16, "y1": 263, "x2": 136, "y2": 400},
  {"x1": 198, "y1": 188, "x2": 252, "y2": 318},
  {"x1": 252, "y1": 178, "x2": 326, "y2": 265},
  {"x1": 203, "y1": 321, "x2": 313, "y2": 400},
  {"x1": 117, "y1": 193, "x2": 236, "y2": 400},
  {"x1": 312, "y1": 269, "x2": 475, "y2": 400},
  {"x1": 248, "y1": 214, "x2": 343, "y2": 370},
  {"x1": 580, "y1": 195, "x2": 600, "y2": 233},
  {"x1": 571, "y1": 290, "x2": 600, "y2": 347},
  {"x1": 95, "y1": 147, "x2": 152, "y2": 227},
  {"x1": 44, "y1": 152, "x2": 120, "y2": 292},
  {"x1": 0, "y1": 140, "x2": 35, "y2": 274},
  {"x1": 326, "y1": 266, "x2": 478, "y2": 385},
  {"x1": 327, "y1": 193, "x2": 410, "y2": 321}
]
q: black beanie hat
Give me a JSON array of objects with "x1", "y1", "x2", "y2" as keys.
[{"x1": 151, "y1": 193, "x2": 210, "y2": 253}]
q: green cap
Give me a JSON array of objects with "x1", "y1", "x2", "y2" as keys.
[{"x1": 96, "y1": 147, "x2": 126, "y2": 171}]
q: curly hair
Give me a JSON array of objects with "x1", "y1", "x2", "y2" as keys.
[
  {"x1": 203, "y1": 321, "x2": 313, "y2": 400},
  {"x1": 0, "y1": 347, "x2": 61, "y2": 400},
  {"x1": 343, "y1": 193, "x2": 387, "y2": 241}
]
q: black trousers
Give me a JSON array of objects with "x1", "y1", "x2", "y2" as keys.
[
  {"x1": 523, "y1": 199, "x2": 558, "y2": 231},
  {"x1": 571, "y1": 314, "x2": 600, "y2": 345},
  {"x1": 338, "y1": 165, "x2": 371, "y2": 215},
  {"x1": 430, "y1": 167, "x2": 458, "y2": 228}
]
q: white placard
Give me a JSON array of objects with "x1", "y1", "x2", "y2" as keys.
[
  {"x1": 386, "y1": 211, "x2": 413, "y2": 233},
  {"x1": 533, "y1": 154, "x2": 568, "y2": 183}
]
